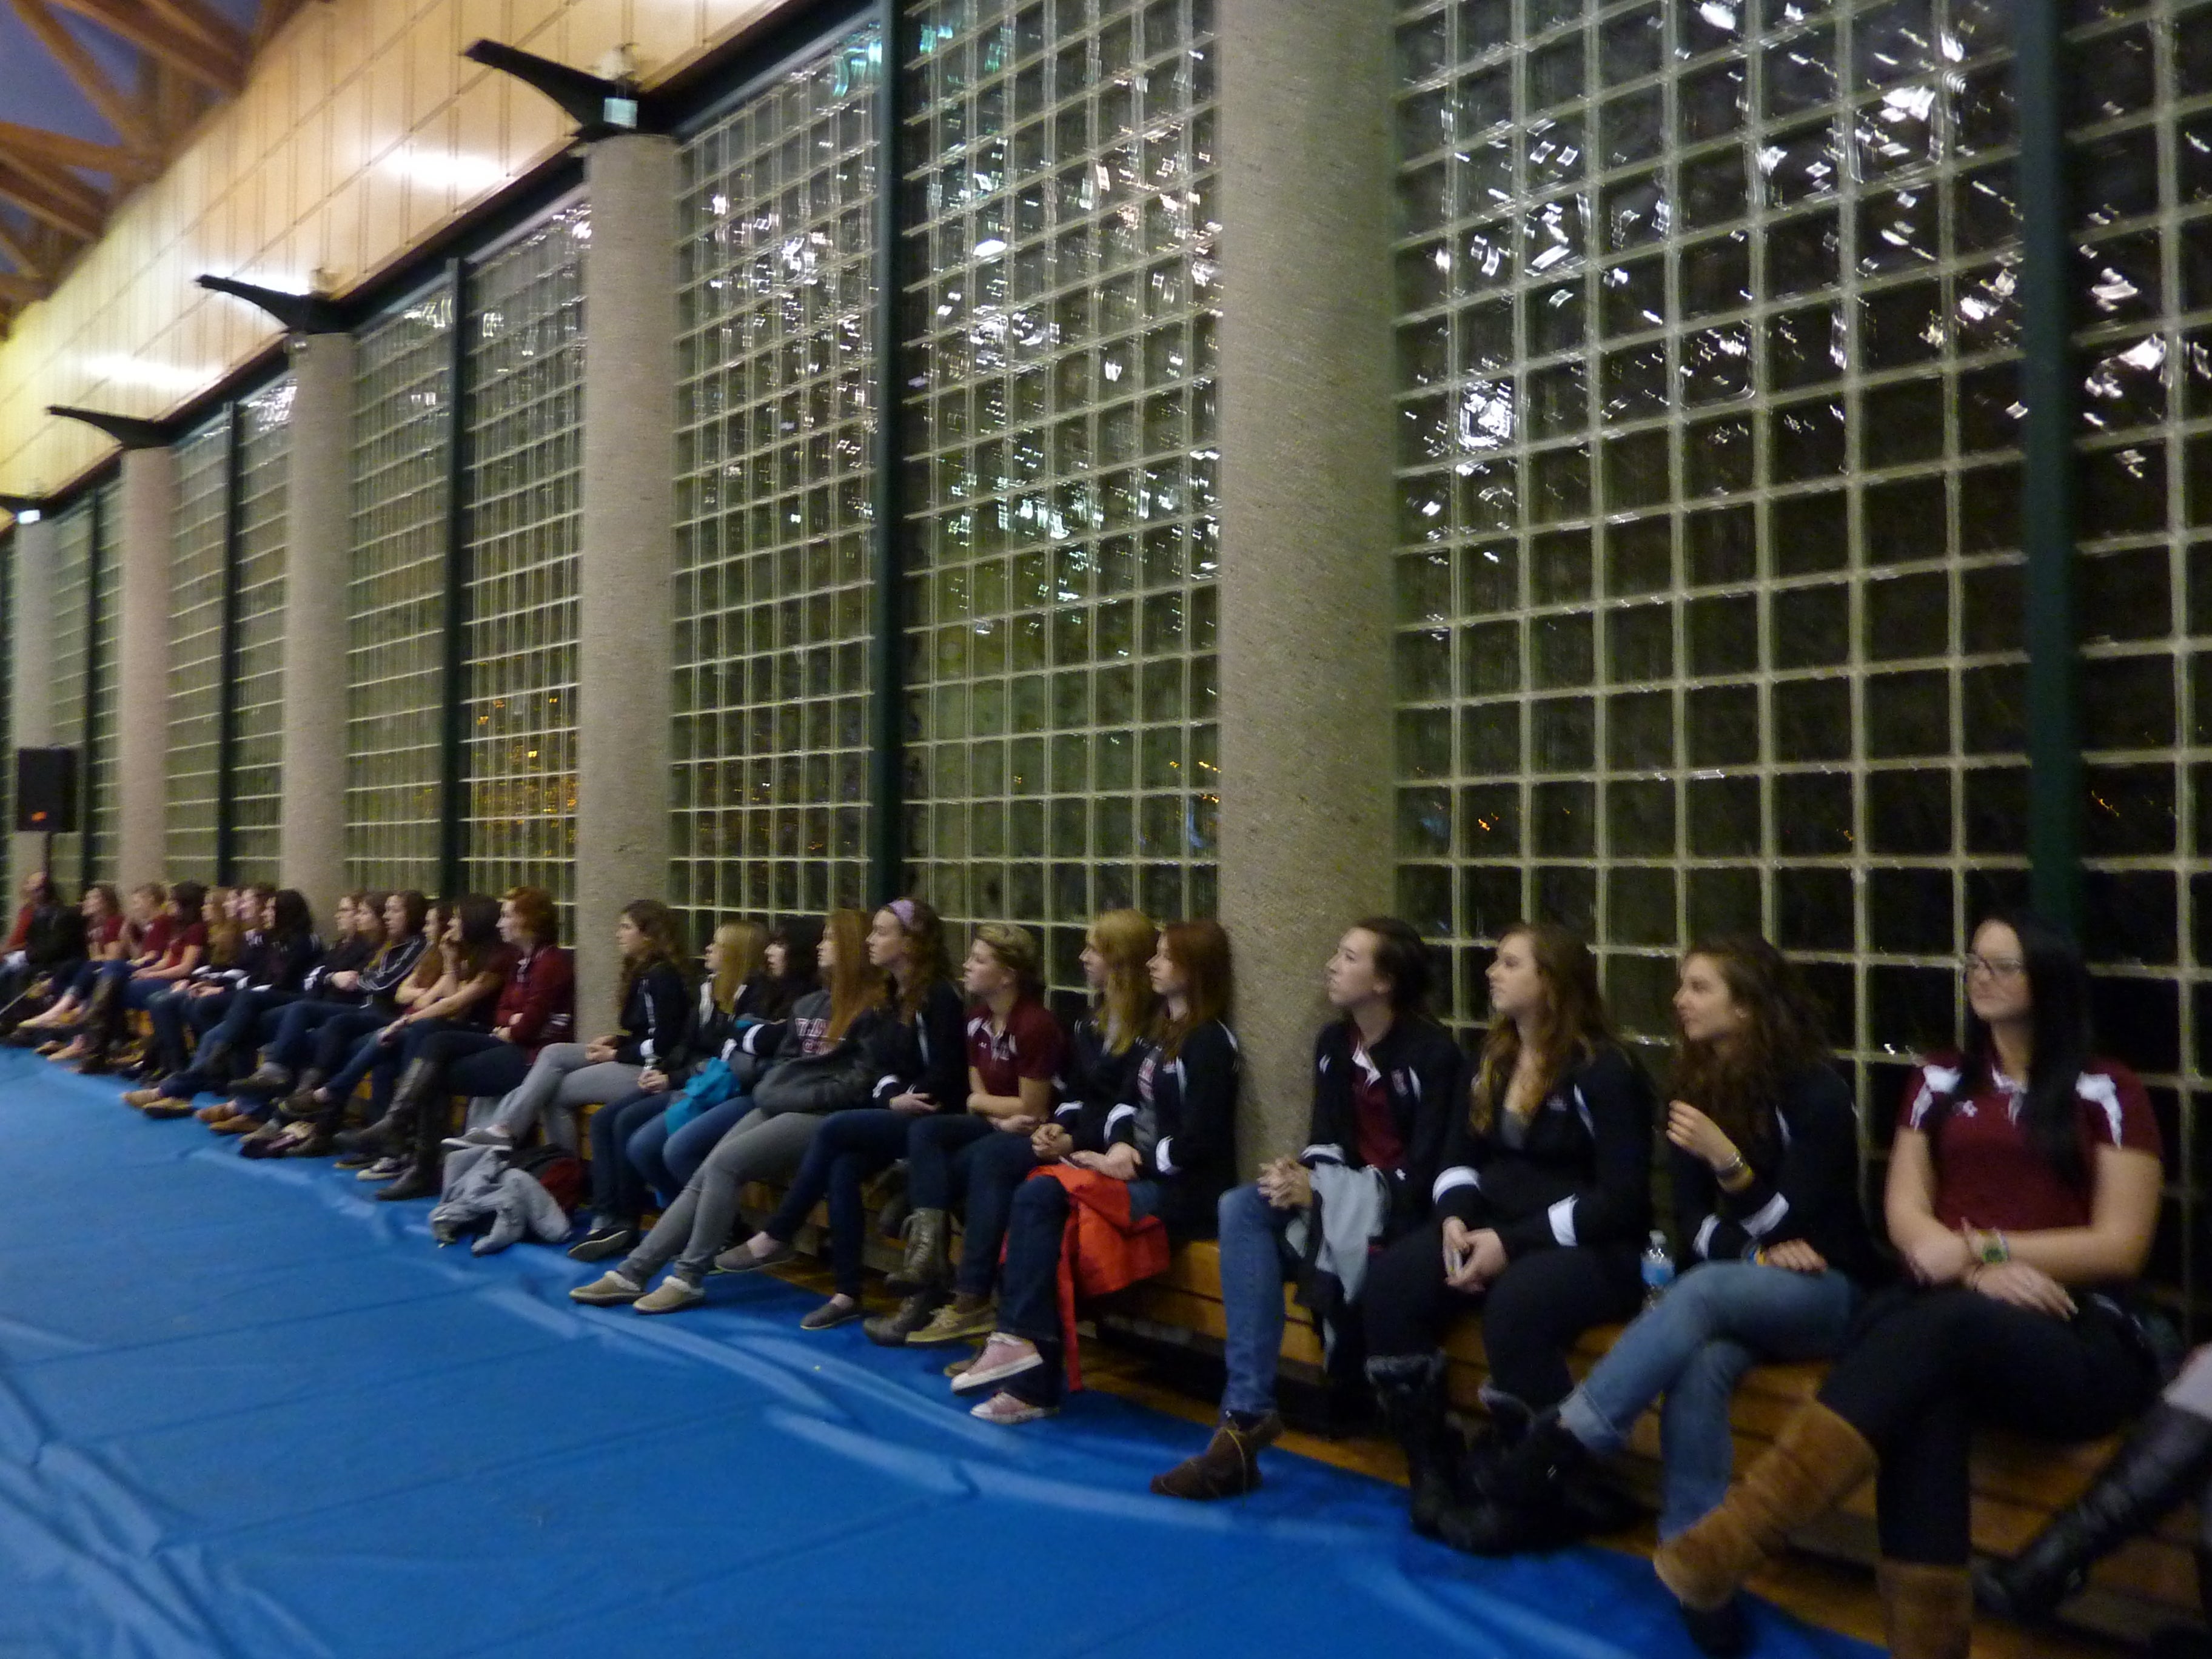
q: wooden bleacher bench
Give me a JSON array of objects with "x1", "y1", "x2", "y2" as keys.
[
  {"x1": 1116, "y1": 1241, "x2": 2197, "y2": 1633},
  {"x1": 568, "y1": 1109, "x2": 2190, "y2": 1637}
]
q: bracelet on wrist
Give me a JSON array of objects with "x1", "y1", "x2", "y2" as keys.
[{"x1": 1976, "y1": 1228, "x2": 2010, "y2": 1265}]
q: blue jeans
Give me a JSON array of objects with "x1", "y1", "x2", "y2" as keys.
[
  {"x1": 660, "y1": 1096, "x2": 751, "y2": 1192},
  {"x1": 1000, "y1": 1174, "x2": 1162, "y2": 1406},
  {"x1": 765, "y1": 1107, "x2": 919, "y2": 1297},
  {"x1": 588, "y1": 1090, "x2": 667, "y2": 1224},
  {"x1": 1558, "y1": 1259, "x2": 1858, "y2": 1538},
  {"x1": 260, "y1": 1000, "x2": 355, "y2": 1073},
  {"x1": 950, "y1": 1130, "x2": 1044, "y2": 1297},
  {"x1": 1216, "y1": 1182, "x2": 1299, "y2": 1418}
]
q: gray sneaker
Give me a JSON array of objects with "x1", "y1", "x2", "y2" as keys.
[
  {"x1": 710, "y1": 1239, "x2": 793, "y2": 1275},
  {"x1": 356, "y1": 1155, "x2": 406, "y2": 1182},
  {"x1": 569, "y1": 1270, "x2": 645, "y2": 1305},
  {"x1": 634, "y1": 1276, "x2": 704, "y2": 1315}
]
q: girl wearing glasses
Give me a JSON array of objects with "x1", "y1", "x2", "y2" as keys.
[{"x1": 1654, "y1": 912, "x2": 2164, "y2": 1659}]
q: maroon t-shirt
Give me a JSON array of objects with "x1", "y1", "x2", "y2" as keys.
[
  {"x1": 90, "y1": 914, "x2": 123, "y2": 950},
  {"x1": 1349, "y1": 1036, "x2": 1407, "y2": 1172},
  {"x1": 1899, "y1": 1053, "x2": 2160, "y2": 1233},
  {"x1": 967, "y1": 997, "x2": 1065, "y2": 1104},
  {"x1": 136, "y1": 915, "x2": 175, "y2": 959}
]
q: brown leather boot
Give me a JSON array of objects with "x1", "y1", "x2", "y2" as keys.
[
  {"x1": 885, "y1": 1207, "x2": 949, "y2": 1295},
  {"x1": 1879, "y1": 1561, "x2": 1971, "y2": 1659},
  {"x1": 1150, "y1": 1413, "x2": 1284, "y2": 1500},
  {"x1": 1654, "y1": 1400, "x2": 1875, "y2": 1612}
]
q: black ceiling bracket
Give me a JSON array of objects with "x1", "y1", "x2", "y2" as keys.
[
  {"x1": 463, "y1": 41, "x2": 667, "y2": 139},
  {"x1": 195, "y1": 275, "x2": 344, "y2": 335},
  {"x1": 47, "y1": 406, "x2": 169, "y2": 449}
]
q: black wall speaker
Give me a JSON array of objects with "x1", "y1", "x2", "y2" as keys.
[{"x1": 15, "y1": 748, "x2": 78, "y2": 835}]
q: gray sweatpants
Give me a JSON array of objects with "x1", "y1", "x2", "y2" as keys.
[
  {"x1": 620, "y1": 1107, "x2": 824, "y2": 1284},
  {"x1": 2166, "y1": 1344, "x2": 2212, "y2": 1418},
  {"x1": 488, "y1": 1044, "x2": 643, "y2": 1150}
]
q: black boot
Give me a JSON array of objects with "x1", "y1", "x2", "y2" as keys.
[
  {"x1": 72, "y1": 977, "x2": 124, "y2": 1073},
  {"x1": 885, "y1": 1207, "x2": 949, "y2": 1295},
  {"x1": 1976, "y1": 1402, "x2": 2212, "y2": 1620},
  {"x1": 374, "y1": 1064, "x2": 451, "y2": 1201},
  {"x1": 1439, "y1": 1414, "x2": 1621, "y2": 1556},
  {"x1": 1367, "y1": 1352, "x2": 1466, "y2": 1538}
]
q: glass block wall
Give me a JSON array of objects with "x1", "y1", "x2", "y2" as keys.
[
  {"x1": 2063, "y1": 1, "x2": 2212, "y2": 1314},
  {"x1": 347, "y1": 289, "x2": 454, "y2": 896},
  {"x1": 230, "y1": 379, "x2": 292, "y2": 885},
  {"x1": 166, "y1": 414, "x2": 230, "y2": 876},
  {"x1": 900, "y1": 0, "x2": 1223, "y2": 1000},
  {"x1": 1390, "y1": 0, "x2": 2028, "y2": 1165},
  {"x1": 460, "y1": 206, "x2": 587, "y2": 920},
  {"x1": 672, "y1": 24, "x2": 882, "y2": 945},
  {"x1": 84, "y1": 483, "x2": 119, "y2": 882},
  {"x1": 44, "y1": 498, "x2": 90, "y2": 885}
]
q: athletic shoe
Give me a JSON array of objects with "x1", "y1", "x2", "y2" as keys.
[
  {"x1": 355, "y1": 1155, "x2": 406, "y2": 1182},
  {"x1": 970, "y1": 1390, "x2": 1054, "y2": 1425},
  {"x1": 634, "y1": 1276, "x2": 704, "y2": 1315},
  {"x1": 569, "y1": 1270, "x2": 645, "y2": 1305},
  {"x1": 908, "y1": 1296, "x2": 997, "y2": 1346},
  {"x1": 951, "y1": 1333, "x2": 1043, "y2": 1393}
]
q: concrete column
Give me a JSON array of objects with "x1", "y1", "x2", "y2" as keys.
[
  {"x1": 278, "y1": 332, "x2": 354, "y2": 913},
  {"x1": 575, "y1": 133, "x2": 677, "y2": 1030},
  {"x1": 115, "y1": 446, "x2": 174, "y2": 890},
  {"x1": 10, "y1": 515, "x2": 57, "y2": 900},
  {"x1": 1216, "y1": 1, "x2": 1402, "y2": 1158}
]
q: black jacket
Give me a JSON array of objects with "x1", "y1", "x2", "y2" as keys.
[
  {"x1": 357, "y1": 935, "x2": 428, "y2": 1008},
  {"x1": 228, "y1": 930, "x2": 322, "y2": 995},
  {"x1": 1673, "y1": 1062, "x2": 1880, "y2": 1285},
  {"x1": 1052, "y1": 1012, "x2": 1145, "y2": 1144},
  {"x1": 24, "y1": 902, "x2": 83, "y2": 969},
  {"x1": 1432, "y1": 1043, "x2": 1655, "y2": 1261},
  {"x1": 857, "y1": 979, "x2": 967, "y2": 1111},
  {"x1": 1101, "y1": 1018, "x2": 1240, "y2": 1241},
  {"x1": 612, "y1": 959, "x2": 691, "y2": 1067},
  {"x1": 302, "y1": 934, "x2": 376, "y2": 1000},
  {"x1": 1300, "y1": 1015, "x2": 1464, "y2": 1244}
]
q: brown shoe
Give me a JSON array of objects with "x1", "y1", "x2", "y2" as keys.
[
  {"x1": 1150, "y1": 1413, "x2": 1284, "y2": 1500},
  {"x1": 1878, "y1": 1561, "x2": 1971, "y2": 1659},
  {"x1": 1654, "y1": 1400, "x2": 1875, "y2": 1612},
  {"x1": 121, "y1": 1088, "x2": 166, "y2": 1110},
  {"x1": 908, "y1": 1293, "x2": 997, "y2": 1346},
  {"x1": 210, "y1": 1113, "x2": 262, "y2": 1135},
  {"x1": 194, "y1": 1101, "x2": 230, "y2": 1124}
]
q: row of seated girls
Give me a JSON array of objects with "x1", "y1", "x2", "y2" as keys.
[{"x1": 5, "y1": 860, "x2": 2205, "y2": 1659}]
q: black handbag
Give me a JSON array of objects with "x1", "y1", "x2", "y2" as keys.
[{"x1": 751, "y1": 1044, "x2": 873, "y2": 1118}]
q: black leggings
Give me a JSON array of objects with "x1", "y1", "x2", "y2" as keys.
[
  {"x1": 1362, "y1": 1218, "x2": 1643, "y2": 1409},
  {"x1": 1819, "y1": 1285, "x2": 2159, "y2": 1564}
]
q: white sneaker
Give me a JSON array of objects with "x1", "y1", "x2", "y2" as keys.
[{"x1": 951, "y1": 1333, "x2": 1042, "y2": 1393}]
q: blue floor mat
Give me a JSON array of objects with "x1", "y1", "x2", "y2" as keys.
[{"x1": 0, "y1": 1051, "x2": 1880, "y2": 1659}]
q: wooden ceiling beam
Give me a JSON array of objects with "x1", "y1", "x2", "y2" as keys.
[
  {"x1": 0, "y1": 142, "x2": 107, "y2": 224},
  {"x1": 0, "y1": 119, "x2": 153, "y2": 180},
  {"x1": 0, "y1": 158, "x2": 104, "y2": 242},
  {"x1": 139, "y1": 0, "x2": 244, "y2": 56},
  {"x1": 46, "y1": 0, "x2": 243, "y2": 94},
  {"x1": 7, "y1": 0, "x2": 161, "y2": 153},
  {"x1": 0, "y1": 216, "x2": 52, "y2": 283}
]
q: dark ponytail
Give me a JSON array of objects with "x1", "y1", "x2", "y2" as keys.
[{"x1": 1962, "y1": 910, "x2": 2091, "y2": 1185}]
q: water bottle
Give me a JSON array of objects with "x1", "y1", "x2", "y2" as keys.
[{"x1": 1641, "y1": 1229, "x2": 1675, "y2": 1307}]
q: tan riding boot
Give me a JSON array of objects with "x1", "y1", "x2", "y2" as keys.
[{"x1": 1654, "y1": 1399, "x2": 1876, "y2": 1611}]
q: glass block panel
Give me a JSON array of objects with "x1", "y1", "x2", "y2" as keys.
[
  {"x1": 347, "y1": 287, "x2": 453, "y2": 894},
  {"x1": 84, "y1": 484, "x2": 119, "y2": 882},
  {"x1": 460, "y1": 204, "x2": 588, "y2": 920},
  {"x1": 45, "y1": 497, "x2": 93, "y2": 883},
  {"x1": 671, "y1": 24, "x2": 880, "y2": 940},
  {"x1": 903, "y1": 0, "x2": 1221, "y2": 997},
  {"x1": 166, "y1": 413, "x2": 229, "y2": 876},
  {"x1": 2067, "y1": 4, "x2": 2212, "y2": 1322},
  {"x1": 1391, "y1": 0, "x2": 2028, "y2": 1165},
  {"x1": 230, "y1": 379, "x2": 292, "y2": 884}
]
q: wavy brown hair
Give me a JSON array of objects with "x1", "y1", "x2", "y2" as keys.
[
  {"x1": 1669, "y1": 934, "x2": 1832, "y2": 1154},
  {"x1": 1156, "y1": 919, "x2": 1233, "y2": 1059},
  {"x1": 616, "y1": 899, "x2": 689, "y2": 1008},
  {"x1": 883, "y1": 897, "x2": 951, "y2": 1023},
  {"x1": 1470, "y1": 922, "x2": 1612, "y2": 1134}
]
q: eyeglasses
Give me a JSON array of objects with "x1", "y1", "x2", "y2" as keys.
[{"x1": 1961, "y1": 954, "x2": 2026, "y2": 980}]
